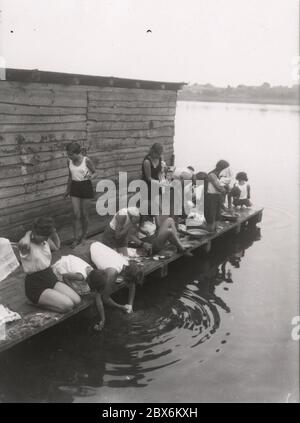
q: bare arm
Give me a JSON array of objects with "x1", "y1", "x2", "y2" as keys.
[
  {"x1": 48, "y1": 229, "x2": 61, "y2": 251},
  {"x1": 114, "y1": 214, "x2": 130, "y2": 239},
  {"x1": 18, "y1": 231, "x2": 31, "y2": 256},
  {"x1": 94, "y1": 292, "x2": 106, "y2": 330},
  {"x1": 64, "y1": 160, "x2": 72, "y2": 198},
  {"x1": 86, "y1": 157, "x2": 96, "y2": 174}
]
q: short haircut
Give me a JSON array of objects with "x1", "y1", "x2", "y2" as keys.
[
  {"x1": 87, "y1": 269, "x2": 107, "y2": 292},
  {"x1": 187, "y1": 166, "x2": 195, "y2": 172},
  {"x1": 32, "y1": 217, "x2": 54, "y2": 237},
  {"x1": 66, "y1": 142, "x2": 81, "y2": 155},
  {"x1": 216, "y1": 160, "x2": 230, "y2": 172},
  {"x1": 236, "y1": 171, "x2": 248, "y2": 182},
  {"x1": 123, "y1": 262, "x2": 145, "y2": 286},
  {"x1": 149, "y1": 142, "x2": 163, "y2": 156}
]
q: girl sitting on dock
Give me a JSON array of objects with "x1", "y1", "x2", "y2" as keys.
[
  {"x1": 18, "y1": 217, "x2": 81, "y2": 313},
  {"x1": 103, "y1": 207, "x2": 192, "y2": 257},
  {"x1": 64, "y1": 142, "x2": 96, "y2": 248},
  {"x1": 230, "y1": 172, "x2": 252, "y2": 208}
]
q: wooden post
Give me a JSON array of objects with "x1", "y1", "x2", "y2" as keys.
[
  {"x1": 204, "y1": 240, "x2": 211, "y2": 253},
  {"x1": 235, "y1": 223, "x2": 241, "y2": 234},
  {"x1": 159, "y1": 263, "x2": 169, "y2": 278}
]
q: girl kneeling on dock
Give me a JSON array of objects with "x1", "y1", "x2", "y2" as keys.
[
  {"x1": 230, "y1": 172, "x2": 252, "y2": 208},
  {"x1": 65, "y1": 142, "x2": 96, "y2": 248},
  {"x1": 18, "y1": 217, "x2": 81, "y2": 313},
  {"x1": 53, "y1": 243, "x2": 144, "y2": 331}
]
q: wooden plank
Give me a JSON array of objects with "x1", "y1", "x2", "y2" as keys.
[
  {"x1": 0, "y1": 151, "x2": 68, "y2": 166},
  {"x1": 0, "y1": 132, "x2": 87, "y2": 146},
  {"x1": 0, "y1": 175, "x2": 68, "y2": 199},
  {"x1": 87, "y1": 105, "x2": 176, "y2": 115},
  {"x1": 0, "y1": 186, "x2": 66, "y2": 209},
  {"x1": 87, "y1": 127, "x2": 174, "y2": 139},
  {"x1": 0, "y1": 168, "x2": 68, "y2": 188},
  {"x1": 0, "y1": 157, "x2": 69, "y2": 179},
  {"x1": 0, "y1": 87, "x2": 87, "y2": 107},
  {"x1": 0, "y1": 114, "x2": 86, "y2": 124},
  {"x1": 88, "y1": 89, "x2": 176, "y2": 101},
  {"x1": 1, "y1": 142, "x2": 74, "y2": 157},
  {"x1": 0, "y1": 202, "x2": 71, "y2": 228},
  {"x1": 88, "y1": 100, "x2": 175, "y2": 108},
  {"x1": 87, "y1": 121, "x2": 174, "y2": 132},
  {"x1": 87, "y1": 113, "x2": 175, "y2": 122},
  {"x1": 0, "y1": 121, "x2": 87, "y2": 133},
  {"x1": 86, "y1": 136, "x2": 173, "y2": 152},
  {"x1": 0, "y1": 103, "x2": 87, "y2": 115}
]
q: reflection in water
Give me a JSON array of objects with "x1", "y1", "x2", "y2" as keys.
[{"x1": 0, "y1": 227, "x2": 261, "y2": 402}]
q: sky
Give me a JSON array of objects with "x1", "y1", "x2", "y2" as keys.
[{"x1": 0, "y1": 0, "x2": 299, "y2": 86}]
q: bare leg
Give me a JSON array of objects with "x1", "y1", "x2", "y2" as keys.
[
  {"x1": 38, "y1": 289, "x2": 76, "y2": 313},
  {"x1": 153, "y1": 217, "x2": 192, "y2": 254},
  {"x1": 54, "y1": 282, "x2": 81, "y2": 305},
  {"x1": 71, "y1": 196, "x2": 82, "y2": 247},
  {"x1": 81, "y1": 198, "x2": 91, "y2": 242},
  {"x1": 125, "y1": 282, "x2": 136, "y2": 313}
]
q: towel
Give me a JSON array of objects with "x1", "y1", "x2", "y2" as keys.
[{"x1": 0, "y1": 304, "x2": 21, "y2": 325}]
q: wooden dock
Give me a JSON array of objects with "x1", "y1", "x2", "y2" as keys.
[{"x1": 0, "y1": 207, "x2": 263, "y2": 353}]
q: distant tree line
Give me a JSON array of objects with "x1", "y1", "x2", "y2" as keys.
[{"x1": 178, "y1": 82, "x2": 299, "y2": 105}]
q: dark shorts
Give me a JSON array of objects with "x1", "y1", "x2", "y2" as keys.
[
  {"x1": 70, "y1": 180, "x2": 94, "y2": 199},
  {"x1": 25, "y1": 267, "x2": 58, "y2": 304},
  {"x1": 102, "y1": 225, "x2": 128, "y2": 249},
  {"x1": 204, "y1": 193, "x2": 222, "y2": 224}
]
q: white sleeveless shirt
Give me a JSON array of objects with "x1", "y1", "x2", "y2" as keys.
[
  {"x1": 69, "y1": 157, "x2": 90, "y2": 181},
  {"x1": 237, "y1": 183, "x2": 248, "y2": 200}
]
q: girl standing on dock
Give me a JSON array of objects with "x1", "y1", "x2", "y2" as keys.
[
  {"x1": 142, "y1": 142, "x2": 164, "y2": 218},
  {"x1": 64, "y1": 142, "x2": 95, "y2": 248},
  {"x1": 204, "y1": 160, "x2": 229, "y2": 232},
  {"x1": 18, "y1": 217, "x2": 81, "y2": 313}
]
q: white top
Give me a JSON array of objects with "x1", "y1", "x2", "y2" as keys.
[
  {"x1": 109, "y1": 208, "x2": 131, "y2": 231},
  {"x1": 219, "y1": 167, "x2": 233, "y2": 187},
  {"x1": 236, "y1": 182, "x2": 248, "y2": 199},
  {"x1": 19, "y1": 232, "x2": 51, "y2": 274},
  {"x1": 90, "y1": 241, "x2": 129, "y2": 273},
  {"x1": 52, "y1": 255, "x2": 92, "y2": 281},
  {"x1": 69, "y1": 156, "x2": 90, "y2": 181}
]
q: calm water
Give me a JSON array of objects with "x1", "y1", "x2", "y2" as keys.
[{"x1": 0, "y1": 101, "x2": 299, "y2": 403}]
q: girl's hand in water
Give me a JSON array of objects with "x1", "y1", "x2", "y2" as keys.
[
  {"x1": 64, "y1": 191, "x2": 70, "y2": 199},
  {"x1": 93, "y1": 321, "x2": 105, "y2": 332},
  {"x1": 142, "y1": 242, "x2": 152, "y2": 255}
]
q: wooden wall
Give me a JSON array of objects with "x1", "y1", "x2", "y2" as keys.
[{"x1": 0, "y1": 81, "x2": 177, "y2": 240}]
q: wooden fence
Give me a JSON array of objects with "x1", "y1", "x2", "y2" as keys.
[{"x1": 0, "y1": 77, "x2": 180, "y2": 240}]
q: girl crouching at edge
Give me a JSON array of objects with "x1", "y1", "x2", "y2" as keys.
[{"x1": 18, "y1": 217, "x2": 81, "y2": 313}]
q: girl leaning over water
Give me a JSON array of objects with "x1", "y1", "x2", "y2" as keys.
[{"x1": 64, "y1": 142, "x2": 96, "y2": 248}]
